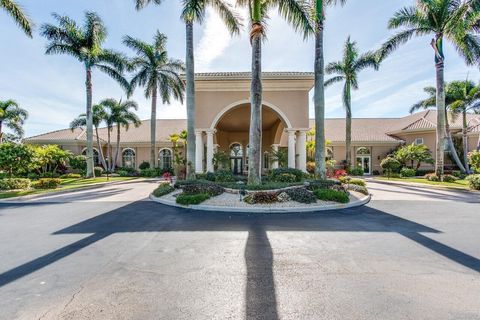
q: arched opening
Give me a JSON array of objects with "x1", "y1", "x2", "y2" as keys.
[
  {"x1": 356, "y1": 147, "x2": 371, "y2": 175},
  {"x1": 230, "y1": 143, "x2": 243, "y2": 175},
  {"x1": 82, "y1": 148, "x2": 100, "y2": 165},
  {"x1": 122, "y1": 148, "x2": 136, "y2": 169},
  {"x1": 158, "y1": 148, "x2": 172, "y2": 170}
]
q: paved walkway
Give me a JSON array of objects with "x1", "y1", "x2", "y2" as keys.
[{"x1": 0, "y1": 180, "x2": 479, "y2": 320}]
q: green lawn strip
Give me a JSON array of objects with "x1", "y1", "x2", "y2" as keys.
[
  {"x1": 0, "y1": 177, "x2": 137, "y2": 199},
  {"x1": 374, "y1": 177, "x2": 470, "y2": 190}
]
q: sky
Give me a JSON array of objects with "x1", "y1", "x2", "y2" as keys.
[{"x1": 0, "y1": 0, "x2": 479, "y2": 137}]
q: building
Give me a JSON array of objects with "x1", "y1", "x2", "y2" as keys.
[{"x1": 25, "y1": 72, "x2": 480, "y2": 174}]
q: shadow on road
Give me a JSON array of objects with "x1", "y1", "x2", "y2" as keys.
[{"x1": 1, "y1": 201, "x2": 479, "y2": 318}]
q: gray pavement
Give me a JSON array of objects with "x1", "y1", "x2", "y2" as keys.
[{"x1": 0, "y1": 179, "x2": 479, "y2": 320}]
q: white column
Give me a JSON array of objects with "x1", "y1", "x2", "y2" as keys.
[
  {"x1": 297, "y1": 131, "x2": 307, "y2": 172},
  {"x1": 287, "y1": 130, "x2": 296, "y2": 169},
  {"x1": 206, "y1": 129, "x2": 215, "y2": 173},
  {"x1": 271, "y1": 144, "x2": 279, "y2": 169},
  {"x1": 195, "y1": 130, "x2": 204, "y2": 173}
]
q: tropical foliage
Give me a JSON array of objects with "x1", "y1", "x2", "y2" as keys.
[
  {"x1": 1, "y1": 0, "x2": 33, "y2": 37},
  {"x1": 394, "y1": 143, "x2": 434, "y2": 170},
  {"x1": 0, "y1": 99, "x2": 28, "y2": 143}
]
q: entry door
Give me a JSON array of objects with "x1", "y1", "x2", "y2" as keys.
[
  {"x1": 356, "y1": 156, "x2": 371, "y2": 175},
  {"x1": 231, "y1": 158, "x2": 243, "y2": 175}
]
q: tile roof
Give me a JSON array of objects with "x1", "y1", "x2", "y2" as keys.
[{"x1": 193, "y1": 72, "x2": 314, "y2": 80}]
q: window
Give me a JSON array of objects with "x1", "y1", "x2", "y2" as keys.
[
  {"x1": 230, "y1": 143, "x2": 243, "y2": 157},
  {"x1": 158, "y1": 149, "x2": 172, "y2": 170},
  {"x1": 263, "y1": 152, "x2": 270, "y2": 170},
  {"x1": 414, "y1": 138, "x2": 424, "y2": 145},
  {"x1": 122, "y1": 148, "x2": 136, "y2": 168},
  {"x1": 356, "y1": 147, "x2": 371, "y2": 155},
  {"x1": 82, "y1": 148, "x2": 100, "y2": 165}
]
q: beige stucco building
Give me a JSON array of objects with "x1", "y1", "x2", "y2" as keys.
[{"x1": 25, "y1": 72, "x2": 480, "y2": 175}]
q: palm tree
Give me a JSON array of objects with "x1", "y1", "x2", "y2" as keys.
[
  {"x1": 124, "y1": 31, "x2": 185, "y2": 169},
  {"x1": 378, "y1": 0, "x2": 480, "y2": 178},
  {"x1": 0, "y1": 99, "x2": 28, "y2": 143},
  {"x1": 239, "y1": 0, "x2": 311, "y2": 184},
  {"x1": 41, "y1": 12, "x2": 130, "y2": 177},
  {"x1": 310, "y1": 0, "x2": 346, "y2": 179},
  {"x1": 134, "y1": 0, "x2": 241, "y2": 179},
  {"x1": 325, "y1": 37, "x2": 379, "y2": 168},
  {"x1": 104, "y1": 98, "x2": 141, "y2": 171},
  {"x1": 70, "y1": 104, "x2": 108, "y2": 170},
  {"x1": 1, "y1": 0, "x2": 33, "y2": 37}
]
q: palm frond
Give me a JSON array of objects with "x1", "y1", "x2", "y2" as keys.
[
  {"x1": 1, "y1": 0, "x2": 33, "y2": 37},
  {"x1": 324, "y1": 75, "x2": 344, "y2": 87},
  {"x1": 208, "y1": 0, "x2": 243, "y2": 34}
]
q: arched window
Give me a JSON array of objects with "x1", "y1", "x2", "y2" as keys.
[
  {"x1": 158, "y1": 149, "x2": 172, "y2": 170},
  {"x1": 326, "y1": 147, "x2": 334, "y2": 160},
  {"x1": 82, "y1": 148, "x2": 100, "y2": 165},
  {"x1": 122, "y1": 148, "x2": 136, "y2": 168},
  {"x1": 230, "y1": 143, "x2": 243, "y2": 157},
  {"x1": 356, "y1": 147, "x2": 371, "y2": 155}
]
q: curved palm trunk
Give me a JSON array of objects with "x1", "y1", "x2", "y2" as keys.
[
  {"x1": 462, "y1": 110, "x2": 470, "y2": 172},
  {"x1": 107, "y1": 127, "x2": 112, "y2": 170},
  {"x1": 248, "y1": 34, "x2": 262, "y2": 185},
  {"x1": 444, "y1": 110, "x2": 466, "y2": 172},
  {"x1": 150, "y1": 87, "x2": 158, "y2": 168},
  {"x1": 345, "y1": 83, "x2": 352, "y2": 168},
  {"x1": 185, "y1": 22, "x2": 196, "y2": 179},
  {"x1": 113, "y1": 125, "x2": 121, "y2": 171},
  {"x1": 95, "y1": 126, "x2": 108, "y2": 170},
  {"x1": 85, "y1": 67, "x2": 95, "y2": 178},
  {"x1": 314, "y1": 20, "x2": 326, "y2": 179},
  {"x1": 0, "y1": 121, "x2": 3, "y2": 144}
]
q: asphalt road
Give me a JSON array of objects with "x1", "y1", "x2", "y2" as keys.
[{"x1": 0, "y1": 180, "x2": 479, "y2": 320}]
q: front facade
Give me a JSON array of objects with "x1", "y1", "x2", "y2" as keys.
[{"x1": 25, "y1": 72, "x2": 480, "y2": 174}]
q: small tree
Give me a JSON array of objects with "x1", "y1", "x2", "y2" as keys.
[
  {"x1": 381, "y1": 156, "x2": 401, "y2": 179},
  {"x1": 394, "y1": 143, "x2": 434, "y2": 170},
  {"x1": 33, "y1": 145, "x2": 73, "y2": 174},
  {"x1": 270, "y1": 148, "x2": 288, "y2": 169},
  {"x1": 213, "y1": 151, "x2": 230, "y2": 171},
  {"x1": 0, "y1": 143, "x2": 36, "y2": 177},
  {"x1": 468, "y1": 151, "x2": 480, "y2": 173}
]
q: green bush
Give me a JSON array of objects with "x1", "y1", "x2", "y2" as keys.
[
  {"x1": 443, "y1": 174, "x2": 459, "y2": 183},
  {"x1": 215, "y1": 170, "x2": 235, "y2": 182},
  {"x1": 140, "y1": 168, "x2": 158, "y2": 177},
  {"x1": 69, "y1": 155, "x2": 87, "y2": 171},
  {"x1": 216, "y1": 181, "x2": 303, "y2": 190},
  {"x1": 117, "y1": 170, "x2": 129, "y2": 177},
  {"x1": 269, "y1": 168, "x2": 303, "y2": 182},
  {"x1": 27, "y1": 173, "x2": 40, "y2": 180},
  {"x1": 60, "y1": 173, "x2": 82, "y2": 179},
  {"x1": 285, "y1": 188, "x2": 317, "y2": 204},
  {"x1": 153, "y1": 183, "x2": 174, "y2": 197},
  {"x1": 381, "y1": 157, "x2": 401, "y2": 177},
  {"x1": 33, "y1": 178, "x2": 62, "y2": 189},
  {"x1": 274, "y1": 173, "x2": 297, "y2": 183},
  {"x1": 347, "y1": 178, "x2": 366, "y2": 186},
  {"x1": 306, "y1": 179, "x2": 340, "y2": 191},
  {"x1": 416, "y1": 169, "x2": 434, "y2": 176},
  {"x1": 182, "y1": 183, "x2": 224, "y2": 196},
  {"x1": 468, "y1": 151, "x2": 480, "y2": 173},
  {"x1": 0, "y1": 178, "x2": 31, "y2": 190},
  {"x1": 39, "y1": 172, "x2": 60, "y2": 178},
  {"x1": 314, "y1": 189, "x2": 349, "y2": 203},
  {"x1": 94, "y1": 167, "x2": 103, "y2": 177},
  {"x1": 467, "y1": 174, "x2": 480, "y2": 190},
  {"x1": 176, "y1": 193, "x2": 210, "y2": 205},
  {"x1": 400, "y1": 168, "x2": 416, "y2": 177},
  {"x1": 139, "y1": 161, "x2": 150, "y2": 170},
  {"x1": 348, "y1": 167, "x2": 364, "y2": 176},
  {"x1": 425, "y1": 173, "x2": 439, "y2": 181}
]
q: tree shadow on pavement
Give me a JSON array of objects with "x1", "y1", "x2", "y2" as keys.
[{"x1": 0, "y1": 201, "x2": 479, "y2": 319}]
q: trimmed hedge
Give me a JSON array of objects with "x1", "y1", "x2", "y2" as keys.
[
  {"x1": 269, "y1": 168, "x2": 303, "y2": 182},
  {"x1": 285, "y1": 188, "x2": 317, "y2": 204},
  {"x1": 33, "y1": 178, "x2": 62, "y2": 189},
  {"x1": 176, "y1": 193, "x2": 210, "y2": 205},
  {"x1": 183, "y1": 183, "x2": 224, "y2": 196},
  {"x1": 400, "y1": 168, "x2": 416, "y2": 177},
  {"x1": 348, "y1": 167, "x2": 364, "y2": 176},
  {"x1": 306, "y1": 179, "x2": 340, "y2": 191},
  {"x1": 314, "y1": 189, "x2": 350, "y2": 203},
  {"x1": 274, "y1": 173, "x2": 297, "y2": 183},
  {"x1": 217, "y1": 181, "x2": 303, "y2": 190},
  {"x1": 214, "y1": 170, "x2": 235, "y2": 182},
  {"x1": 0, "y1": 178, "x2": 31, "y2": 190},
  {"x1": 94, "y1": 167, "x2": 103, "y2": 177},
  {"x1": 60, "y1": 173, "x2": 82, "y2": 179},
  {"x1": 153, "y1": 183, "x2": 174, "y2": 197}
]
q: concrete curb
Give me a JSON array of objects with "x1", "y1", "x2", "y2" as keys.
[
  {"x1": 0, "y1": 178, "x2": 157, "y2": 203},
  {"x1": 149, "y1": 193, "x2": 371, "y2": 213},
  {"x1": 367, "y1": 178, "x2": 478, "y2": 193}
]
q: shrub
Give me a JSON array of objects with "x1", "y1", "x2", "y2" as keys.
[
  {"x1": 314, "y1": 189, "x2": 349, "y2": 203},
  {"x1": 425, "y1": 173, "x2": 439, "y2": 181},
  {"x1": 176, "y1": 193, "x2": 210, "y2": 205},
  {"x1": 443, "y1": 174, "x2": 459, "y2": 183},
  {"x1": 346, "y1": 178, "x2": 366, "y2": 187},
  {"x1": 153, "y1": 183, "x2": 174, "y2": 197},
  {"x1": 467, "y1": 174, "x2": 480, "y2": 190},
  {"x1": 277, "y1": 192, "x2": 291, "y2": 202},
  {"x1": 94, "y1": 167, "x2": 103, "y2": 177},
  {"x1": 33, "y1": 178, "x2": 62, "y2": 189},
  {"x1": 400, "y1": 168, "x2": 416, "y2": 178},
  {"x1": 285, "y1": 188, "x2": 317, "y2": 204},
  {"x1": 216, "y1": 181, "x2": 303, "y2": 190},
  {"x1": 306, "y1": 161, "x2": 315, "y2": 174},
  {"x1": 69, "y1": 155, "x2": 87, "y2": 171},
  {"x1": 60, "y1": 173, "x2": 82, "y2": 179},
  {"x1": 467, "y1": 151, "x2": 480, "y2": 173},
  {"x1": 0, "y1": 178, "x2": 31, "y2": 190},
  {"x1": 140, "y1": 168, "x2": 158, "y2": 177},
  {"x1": 139, "y1": 161, "x2": 150, "y2": 170},
  {"x1": 116, "y1": 166, "x2": 137, "y2": 174},
  {"x1": 118, "y1": 170, "x2": 130, "y2": 177},
  {"x1": 332, "y1": 169, "x2": 347, "y2": 179},
  {"x1": 348, "y1": 167, "x2": 364, "y2": 176},
  {"x1": 306, "y1": 179, "x2": 340, "y2": 191},
  {"x1": 27, "y1": 173, "x2": 40, "y2": 180},
  {"x1": 215, "y1": 169, "x2": 235, "y2": 182},
  {"x1": 269, "y1": 168, "x2": 303, "y2": 182},
  {"x1": 275, "y1": 173, "x2": 297, "y2": 183},
  {"x1": 416, "y1": 169, "x2": 434, "y2": 176},
  {"x1": 251, "y1": 192, "x2": 278, "y2": 204},
  {"x1": 381, "y1": 157, "x2": 401, "y2": 177},
  {"x1": 346, "y1": 184, "x2": 369, "y2": 195},
  {"x1": 39, "y1": 172, "x2": 60, "y2": 178},
  {"x1": 182, "y1": 183, "x2": 224, "y2": 197}
]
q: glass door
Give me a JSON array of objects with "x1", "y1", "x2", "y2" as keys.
[{"x1": 356, "y1": 156, "x2": 371, "y2": 175}]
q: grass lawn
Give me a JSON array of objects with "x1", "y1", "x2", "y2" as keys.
[
  {"x1": 0, "y1": 177, "x2": 137, "y2": 199},
  {"x1": 374, "y1": 176, "x2": 470, "y2": 190}
]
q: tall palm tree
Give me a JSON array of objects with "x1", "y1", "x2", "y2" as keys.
[
  {"x1": 70, "y1": 104, "x2": 108, "y2": 170},
  {"x1": 325, "y1": 37, "x2": 379, "y2": 168},
  {"x1": 41, "y1": 12, "x2": 130, "y2": 177},
  {"x1": 1, "y1": 0, "x2": 33, "y2": 37},
  {"x1": 310, "y1": 0, "x2": 346, "y2": 179},
  {"x1": 0, "y1": 99, "x2": 28, "y2": 143},
  {"x1": 239, "y1": 0, "x2": 311, "y2": 184},
  {"x1": 134, "y1": 0, "x2": 241, "y2": 179},
  {"x1": 378, "y1": 0, "x2": 480, "y2": 178},
  {"x1": 124, "y1": 31, "x2": 185, "y2": 169},
  {"x1": 103, "y1": 98, "x2": 141, "y2": 171}
]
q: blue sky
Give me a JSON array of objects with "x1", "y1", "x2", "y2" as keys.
[{"x1": 0, "y1": 0, "x2": 478, "y2": 137}]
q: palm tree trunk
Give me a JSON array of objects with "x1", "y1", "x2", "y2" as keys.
[
  {"x1": 150, "y1": 87, "x2": 157, "y2": 168},
  {"x1": 314, "y1": 19, "x2": 326, "y2": 180},
  {"x1": 113, "y1": 125, "x2": 121, "y2": 171},
  {"x1": 185, "y1": 21, "x2": 196, "y2": 179},
  {"x1": 85, "y1": 67, "x2": 95, "y2": 178},
  {"x1": 95, "y1": 126, "x2": 108, "y2": 170},
  {"x1": 445, "y1": 112, "x2": 466, "y2": 173},
  {"x1": 248, "y1": 33, "x2": 262, "y2": 185},
  {"x1": 345, "y1": 83, "x2": 352, "y2": 168},
  {"x1": 107, "y1": 127, "x2": 112, "y2": 170},
  {"x1": 462, "y1": 110, "x2": 470, "y2": 172},
  {"x1": 434, "y1": 38, "x2": 445, "y2": 178},
  {"x1": 0, "y1": 121, "x2": 3, "y2": 144}
]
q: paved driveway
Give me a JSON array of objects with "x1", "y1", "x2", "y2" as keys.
[{"x1": 0, "y1": 180, "x2": 479, "y2": 320}]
